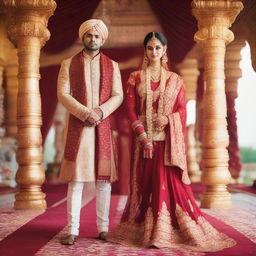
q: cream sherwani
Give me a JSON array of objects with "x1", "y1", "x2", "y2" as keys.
[
  {"x1": 57, "y1": 51, "x2": 123, "y2": 182},
  {"x1": 58, "y1": 51, "x2": 123, "y2": 235}
]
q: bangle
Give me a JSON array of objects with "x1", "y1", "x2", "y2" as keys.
[
  {"x1": 145, "y1": 142, "x2": 153, "y2": 149},
  {"x1": 131, "y1": 120, "x2": 143, "y2": 130},
  {"x1": 138, "y1": 132, "x2": 147, "y2": 141}
]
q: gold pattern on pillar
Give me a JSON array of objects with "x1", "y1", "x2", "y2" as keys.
[
  {"x1": 3, "y1": 0, "x2": 56, "y2": 209},
  {"x1": 225, "y1": 38, "x2": 245, "y2": 182},
  {"x1": 192, "y1": 0, "x2": 243, "y2": 208}
]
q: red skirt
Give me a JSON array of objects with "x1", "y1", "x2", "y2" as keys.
[{"x1": 107, "y1": 141, "x2": 236, "y2": 252}]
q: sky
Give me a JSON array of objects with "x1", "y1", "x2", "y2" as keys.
[
  {"x1": 236, "y1": 42, "x2": 256, "y2": 149},
  {"x1": 187, "y1": 42, "x2": 256, "y2": 149}
]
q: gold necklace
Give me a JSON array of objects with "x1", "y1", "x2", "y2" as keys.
[{"x1": 149, "y1": 66, "x2": 161, "y2": 82}]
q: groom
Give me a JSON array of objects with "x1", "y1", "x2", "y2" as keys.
[{"x1": 57, "y1": 19, "x2": 123, "y2": 245}]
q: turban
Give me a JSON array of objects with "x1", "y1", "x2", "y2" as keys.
[{"x1": 78, "y1": 19, "x2": 108, "y2": 44}]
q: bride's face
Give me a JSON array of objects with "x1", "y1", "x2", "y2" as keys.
[{"x1": 145, "y1": 38, "x2": 166, "y2": 64}]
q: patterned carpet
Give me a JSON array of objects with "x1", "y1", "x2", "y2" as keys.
[{"x1": 0, "y1": 184, "x2": 255, "y2": 256}]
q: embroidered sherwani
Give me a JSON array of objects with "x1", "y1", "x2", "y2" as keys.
[
  {"x1": 107, "y1": 70, "x2": 236, "y2": 251},
  {"x1": 57, "y1": 51, "x2": 123, "y2": 182}
]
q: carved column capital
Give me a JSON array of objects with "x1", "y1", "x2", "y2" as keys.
[
  {"x1": 192, "y1": 0, "x2": 243, "y2": 46},
  {"x1": 2, "y1": 0, "x2": 56, "y2": 47}
]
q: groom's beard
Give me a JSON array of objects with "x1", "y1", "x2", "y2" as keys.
[{"x1": 84, "y1": 42, "x2": 101, "y2": 51}]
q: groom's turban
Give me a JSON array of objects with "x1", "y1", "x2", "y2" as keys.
[{"x1": 78, "y1": 19, "x2": 108, "y2": 44}]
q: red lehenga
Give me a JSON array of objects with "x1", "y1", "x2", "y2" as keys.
[{"x1": 107, "y1": 69, "x2": 236, "y2": 252}]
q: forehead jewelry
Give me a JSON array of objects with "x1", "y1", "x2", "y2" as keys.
[{"x1": 150, "y1": 32, "x2": 158, "y2": 43}]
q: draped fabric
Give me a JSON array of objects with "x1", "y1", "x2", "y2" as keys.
[
  {"x1": 43, "y1": 0, "x2": 101, "y2": 54},
  {"x1": 226, "y1": 92, "x2": 242, "y2": 179},
  {"x1": 147, "y1": 0, "x2": 197, "y2": 67},
  {"x1": 40, "y1": 65, "x2": 60, "y2": 143}
]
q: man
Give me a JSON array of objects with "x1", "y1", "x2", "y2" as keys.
[{"x1": 57, "y1": 19, "x2": 123, "y2": 245}]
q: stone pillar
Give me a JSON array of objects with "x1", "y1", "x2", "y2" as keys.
[
  {"x1": 2, "y1": 0, "x2": 56, "y2": 209},
  {"x1": 192, "y1": 0, "x2": 243, "y2": 208},
  {"x1": 225, "y1": 39, "x2": 245, "y2": 180},
  {"x1": 5, "y1": 48, "x2": 18, "y2": 138}
]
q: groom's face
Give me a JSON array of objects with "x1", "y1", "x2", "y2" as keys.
[{"x1": 83, "y1": 28, "x2": 103, "y2": 51}]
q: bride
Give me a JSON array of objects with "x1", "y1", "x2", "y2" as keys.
[{"x1": 106, "y1": 31, "x2": 236, "y2": 252}]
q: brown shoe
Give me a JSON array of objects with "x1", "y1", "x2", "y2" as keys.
[
  {"x1": 61, "y1": 234, "x2": 77, "y2": 245},
  {"x1": 99, "y1": 231, "x2": 108, "y2": 240}
]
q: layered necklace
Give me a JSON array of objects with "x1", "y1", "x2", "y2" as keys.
[
  {"x1": 145, "y1": 66, "x2": 167, "y2": 143},
  {"x1": 149, "y1": 66, "x2": 161, "y2": 82}
]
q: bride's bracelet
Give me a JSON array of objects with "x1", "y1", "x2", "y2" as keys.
[
  {"x1": 131, "y1": 120, "x2": 143, "y2": 131},
  {"x1": 144, "y1": 142, "x2": 153, "y2": 149},
  {"x1": 138, "y1": 132, "x2": 147, "y2": 142}
]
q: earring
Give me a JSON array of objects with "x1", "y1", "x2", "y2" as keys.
[
  {"x1": 161, "y1": 53, "x2": 168, "y2": 69},
  {"x1": 142, "y1": 55, "x2": 149, "y2": 70}
]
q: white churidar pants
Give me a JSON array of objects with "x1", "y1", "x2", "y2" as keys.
[{"x1": 67, "y1": 181, "x2": 111, "y2": 236}]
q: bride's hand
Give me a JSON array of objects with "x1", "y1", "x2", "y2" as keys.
[
  {"x1": 153, "y1": 113, "x2": 168, "y2": 132},
  {"x1": 143, "y1": 142, "x2": 153, "y2": 159}
]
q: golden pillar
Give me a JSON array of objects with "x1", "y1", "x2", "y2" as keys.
[
  {"x1": 2, "y1": 0, "x2": 56, "y2": 209},
  {"x1": 192, "y1": 0, "x2": 243, "y2": 208},
  {"x1": 5, "y1": 48, "x2": 18, "y2": 138}
]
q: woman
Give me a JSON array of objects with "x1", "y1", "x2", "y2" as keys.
[{"x1": 106, "y1": 32, "x2": 236, "y2": 252}]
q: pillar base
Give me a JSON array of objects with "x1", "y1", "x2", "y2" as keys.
[
  {"x1": 200, "y1": 191, "x2": 232, "y2": 209},
  {"x1": 14, "y1": 187, "x2": 46, "y2": 210}
]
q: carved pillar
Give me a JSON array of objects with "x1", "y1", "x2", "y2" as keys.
[
  {"x1": 5, "y1": 48, "x2": 18, "y2": 138},
  {"x1": 2, "y1": 0, "x2": 56, "y2": 209},
  {"x1": 192, "y1": 0, "x2": 243, "y2": 208},
  {"x1": 225, "y1": 39, "x2": 245, "y2": 180}
]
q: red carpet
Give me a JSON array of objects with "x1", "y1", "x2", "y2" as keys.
[
  {"x1": 42, "y1": 183, "x2": 68, "y2": 206},
  {"x1": 228, "y1": 184, "x2": 256, "y2": 196},
  {"x1": 0, "y1": 184, "x2": 255, "y2": 256},
  {"x1": 0, "y1": 183, "x2": 69, "y2": 256}
]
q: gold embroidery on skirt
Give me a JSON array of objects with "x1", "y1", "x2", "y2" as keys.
[{"x1": 107, "y1": 201, "x2": 236, "y2": 251}]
